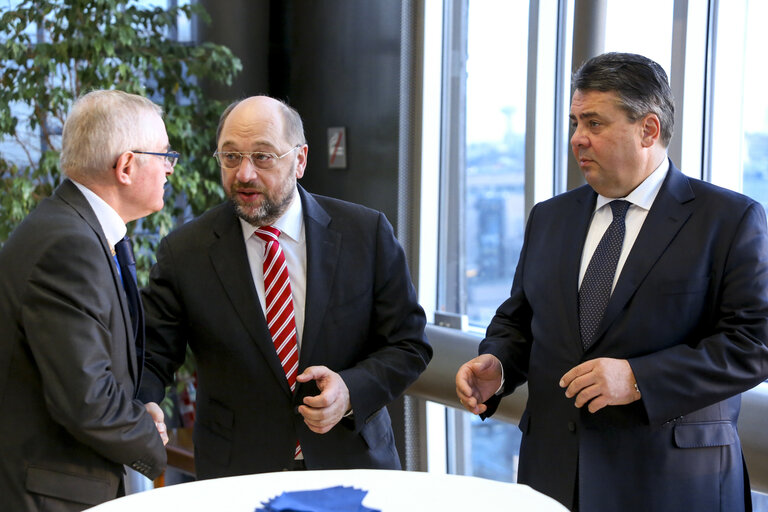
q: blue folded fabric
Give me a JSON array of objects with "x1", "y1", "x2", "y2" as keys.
[{"x1": 255, "y1": 485, "x2": 380, "y2": 512}]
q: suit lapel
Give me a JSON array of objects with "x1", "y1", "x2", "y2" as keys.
[
  {"x1": 588, "y1": 163, "x2": 695, "y2": 351},
  {"x1": 208, "y1": 204, "x2": 293, "y2": 395},
  {"x1": 297, "y1": 186, "x2": 341, "y2": 369},
  {"x1": 56, "y1": 180, "x2": 140, "y2": 385}
]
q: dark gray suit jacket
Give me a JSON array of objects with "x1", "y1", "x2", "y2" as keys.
[
  {"x1": 140, "y1": 185, "x2": 431, "y2": 478},
  {"x1": 0, "y1": 179, "x2": 166, "y2": 511},
  {"x1": 481, "y1": 161, "x2": 768, "y2": 511}
]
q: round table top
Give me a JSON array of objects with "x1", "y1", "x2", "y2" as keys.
[{"x1": 87, "y1": 469, "x2": 568, "y2": 511}]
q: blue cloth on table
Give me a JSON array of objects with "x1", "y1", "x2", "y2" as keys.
[{"x1": 255, "y1": 485, "x2": 379, "y2": 512}]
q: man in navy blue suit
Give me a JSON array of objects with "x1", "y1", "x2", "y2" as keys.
[{"x1": 456, "y1": 52, "x2": 768, "y2": 511}]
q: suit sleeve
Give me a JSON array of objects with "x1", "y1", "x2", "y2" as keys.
[
  {"x1": 21, "y1": 232, "x2": 166, "y2": 478},
  {"x1": 138, "y1": 236, "x2": 190, "y2": 405},
  {"x1": 338, "y1": 212, "x2": 432, "y2": 431},
  {"x1": 630, "y1": 201, "x2": 768, "y2": 426},
  {"x1": 477, "y1": 203, "x2": 537, "y2": 417}
]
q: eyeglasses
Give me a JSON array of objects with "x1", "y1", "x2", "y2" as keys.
[
  {"x1": 212, "y1": 146, "x2": 301, "y2": 170},
  {"x1": 133, "y1": 150, "x2": 180, "y2": 168}
]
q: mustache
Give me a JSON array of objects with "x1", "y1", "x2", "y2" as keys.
[{"x1": 232, "y1": 181, "x2": 265, "y2": 192}]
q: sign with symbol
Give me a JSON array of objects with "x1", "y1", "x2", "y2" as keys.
[{"x1": 328, "y1": 127, "x2": 347, "y2": 169}]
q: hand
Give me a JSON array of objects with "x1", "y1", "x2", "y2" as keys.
[
  {"x1": 559, "y1": 358, "x2": 641, "y2": 413},
  {"x1": 144, "y1": 402, "x2": 169, "y2": 446},
  {"x1": 455, "y1": 354, "x2": 503, "y2": 415},
  {"x1": 296, "y1": 366, "x2": 351, "y2": 434}
]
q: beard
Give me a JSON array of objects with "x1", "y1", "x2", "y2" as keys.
[{"x1": 228, "y1": 169, "x2": 297, "y2": 227}]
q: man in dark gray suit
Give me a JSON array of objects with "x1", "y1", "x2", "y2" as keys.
[
  {"x1": 139, "y1": 96, "x2": 432, "y2": 477},
  {"x1": 0, "y1": 90, "x2": 173, "y2": 511}
]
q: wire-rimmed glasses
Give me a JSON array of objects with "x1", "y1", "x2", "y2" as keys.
[
  {"x1": 133, "y1": 150, "x2": 180, "y2": 168},
  {"x1": 212, "y1": 145, "x2": 301, "y2": 170}
]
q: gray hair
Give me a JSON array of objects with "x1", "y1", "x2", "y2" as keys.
[
  {"x1": 572, "y1": 52, "x2": 675, "y2": 146},
  {"x1": 60, "y1": 90, "x2": 163, "y2": 180},
  {"x1": 215, "y1": 96, "x2": 306, "y2": 148}
]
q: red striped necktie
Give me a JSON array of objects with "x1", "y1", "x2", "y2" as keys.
[
  {"x1": 254, "y1": 226, "x2": 302, "y2": 459},
  {"x1": 254, "y1": 226, "x2": 300, "y2": 390}
]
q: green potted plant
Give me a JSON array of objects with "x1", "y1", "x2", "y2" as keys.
[
  {"x1": 0, "y1": 0, "x2": 241, "y2": 274},
  {"x1": 0, "y1": 0, "x2": 242, "y2": 427}
]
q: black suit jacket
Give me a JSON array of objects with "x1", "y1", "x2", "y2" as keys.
[
  {"x1": 0, "y1": 179, "x2": 166, "y2": 512},
  {"x1": 140, "y1": 185, "x2": 431, "y2": 478},
  {"x1": 480, "y1": 162, "x2": 768, "y2": 511}
]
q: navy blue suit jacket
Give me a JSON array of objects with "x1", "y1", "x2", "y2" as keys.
[
  {"x1": 481, "y1": 161, "x2": 768, "y2": 511},
  {"x1": 140, "y1": 185, "x2": 431, "y2": 478}
]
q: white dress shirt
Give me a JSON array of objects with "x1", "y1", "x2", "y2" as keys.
[
  {"x1": 241, "y1": 190, "x2": 307, "y2": 347},
  {"x1": 578, "y1": 157, "x2": 669, "y2": 292},
  {"x1": 496, "y1": 157, "x2": 669, "y2": 395},
  {"x1": 71, "y1": 179, "x2": 127, "y2": 250}
]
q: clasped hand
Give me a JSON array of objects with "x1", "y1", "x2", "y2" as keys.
[
  {"x1": 296, "y1": 365, "x2": 351, "y2": 434},
  {"x1": 144, "y1": 402, "x2": 168, "y2": 445},
  {"x1": 559, "y1": 357, "x2": 640, "y2": 413}
]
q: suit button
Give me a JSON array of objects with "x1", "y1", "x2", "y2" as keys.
[{"x1": 567, "y1": 421, "x2": 576, "y2": 432}]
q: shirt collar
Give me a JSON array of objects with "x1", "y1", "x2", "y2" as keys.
[
  {"x1": 239, "y1": 188, "x2": 304, "y2": 243},
  {"x1": 594, "y1": 157, "x2": 669, "y2": 212},
  {"x1": 70, "y1": 179, "x2": 127, "y2": 249}
]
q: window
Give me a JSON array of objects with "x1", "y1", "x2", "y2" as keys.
[
  {"x1": 710, "y1": 0, "x2": 768, "y2": 211},
  {"x1": 437, "y1": 0, "x2": 531, "y2": 330},
  {"x1": 603, "y1": 0, "x2": 674, "y2": 74},
  {"x1": 435, "y1": 0, "x2": 536, "y2": 484},
  {"x1": 463, "y1": 1, "x2": 529, "y2": 327}
]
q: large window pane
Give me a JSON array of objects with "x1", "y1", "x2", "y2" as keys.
[
  {"x1": 709, "y1": 0, "x2": 768, "y2": 204},
  {"x1": 731, "y1": 1, "x2": 768, "y2": 212},
  {"x1": 464, "y1": 0, "x2": 529, "y2": 327},
  {"x1": 467, "y1": 413, "x2": 521, "y2": 482},
  {"x1": 604, "y1": 0, "x2": 673, "y2": 73}
]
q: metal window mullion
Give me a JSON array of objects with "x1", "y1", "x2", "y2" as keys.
[
  {"x1": 700, "y1": 0, "x2": 718, "y2": 184},
  {"x1": 437, "y1": 0, "x2": 468, "y2": 315}
]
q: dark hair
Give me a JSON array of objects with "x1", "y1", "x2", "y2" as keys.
[
  {"x1": 572, "y1": 52, "x2": 675, "y2": 146},
  {"x1": 215, "y1": 96, "x2": 306, "y2": 148}
]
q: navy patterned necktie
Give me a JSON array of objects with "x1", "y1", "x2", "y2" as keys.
[
  {"x1": 578, "y1": 200, "x2": 630, "y2": 350},
  {"x1": 114, "y1": 236, "x2": 145, "y2": 383}
]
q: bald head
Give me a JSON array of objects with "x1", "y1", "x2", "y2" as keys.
[{"x1": 216, "y1": 96, "x2": 305, "y2": 151}]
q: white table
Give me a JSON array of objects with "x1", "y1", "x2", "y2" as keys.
[{"x1": 87, "y1": 469, "x2": 568, "y2": 511}]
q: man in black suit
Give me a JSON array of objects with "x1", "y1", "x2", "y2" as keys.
[
  {"x1": 139, "y1": 95, "x2": 431, "y2": 477},
  {"x1": 456, "y1": 53, "x2": 768, "y2": 511},
  {"x1": 0, "y1": 90, "x2": 173, "y2": 511}
]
